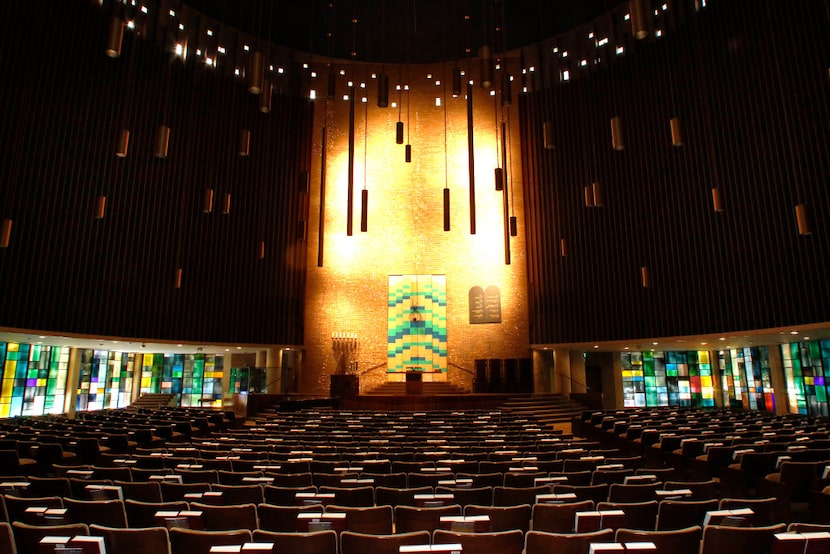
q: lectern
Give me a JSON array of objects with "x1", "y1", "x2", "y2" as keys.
[{"x1": 405, "y1": 371, "x2": 423, "y2": 395}]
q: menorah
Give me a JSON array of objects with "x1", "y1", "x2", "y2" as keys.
[{"x1": 331, "y1": 332, "x2": 358, "y2": 374}]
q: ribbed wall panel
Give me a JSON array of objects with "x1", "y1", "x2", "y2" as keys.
[
  {"x1": 522, "y1": 0, "x2": 830, "y2": 345},
  {"x1": 0, "y1": 1, "x2": 311, "y2": 345}
]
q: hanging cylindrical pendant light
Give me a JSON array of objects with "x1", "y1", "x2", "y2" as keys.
[
  {"x1": 377, "y1": 72, "x2": 389, "y2": 108},
  {"x1": 248, "y1": 51, "x2": 264, "y2": 94},
  {"x1": 258, "y1": 241, "x2": 266, "y2": 259},
  {"x1": 611, "y1": 116, "x2": 624, "y2": 150},
  {"x1": 115, "y1": 129, "x2": 130, "y2": 158},
  {"x1": 259, "y1": 80, "x2": 272, "y2": 113},
  {"x1": 396, "y1": 121, "x2": 404, "y2": 144},
  {"x1": 105, "y1": 17, "x2": 125, "y2": 58},
  {"x1": 238, "y1": 129, "x2": 251, "y2": 157},
  {"x1": 1, "y1": 219, "x2": 12, "y2": 248},
  {"x1": 712, "y1": 187, "x2": 724, "y2": 212},
  {"x1": 584, "y1": 185, "x2": 595, "y2": 208},
  {"x1": 452, "y1": 68, "x2": 462, "y2": 97},
  {"x1": 175, "y1": 267, "x2": 183, "y2": 289},
  {"x1": 543, "y1": 121, "x2": 554, "y2": 150},
  {"x1": 560, "y1": 238, "x2": 567, "y2": 257},
  {"x1": 443, "y1": 188, "x2": 451, "y2": 232},
  {"x1": 670, "y1": 117, "x2": 684, "y2": 147},
  {"x1": 153, "y1": 125, "x2": 170, "y2": 158},
  {"x1": 479, "y1": 45, "x2": 494, "y2": 89},
  {"x1": 94, "y1": 195, "x2": 107, "y2": 219},
  {"x1": 630, "y1": 0, "x2": 649, "y2": 40},
  {"x1": 501, "y1": 72, "x2": 512, "y2": 106},
  {"x1": 592, "y1": 182, "x2": 604, "y2": 208},
  {"x1": 327, "y1": 70, "x2": 337, "y2": 99},
  {"x1": 405, "y1": 144, "x2": 412, "y2": 163},
  {"x1": 203, "y1": 188, "x2": 214, "y2": 213},
  {"x1": 360, "y1": 189, "x2": 368, "y2": 232},
  {"x1": 221, "y1": 192, "x2": 231, "y2": 215},
  {"x1": 641, "y1": 266, "x2": 651, "y2": 288},
  {"x1": 509, "y1": 216, "x2": 517, "y2": 237},
  {"x1": 495, "y1": 167, "x2": 504, "y2": 192},
  {"x1": 796, "y1": 203, "x2": 813, "y2": 236}
]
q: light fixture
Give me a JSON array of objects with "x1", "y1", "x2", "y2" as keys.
[
  {"x1": 796, "y1": 203, "x2": 813, "y2": 236},
  {"x1": 584, "y1": 185, "x2": 595, "y2": 208},
  {"x1": 248, "y1": 51, "x2": 264, "y2": 94},
  {"x1": 641, "y1": 266, "x2": 651, "y2": 288},
  {"x1": 361, "y1": 85, "x2": 369, "y2": 233},
  {"x1": 238, "y1": 129, "x2": 251, "y2": 157},
  {"x1": 443, "y1": 188, "x2": 451, "y2": 231},
  {"x1": 105, "y1": 17, "x2": 125, "y2": 58},
  {"x1": 153, "y1": 125, "x2": 170, "y2": 158},
  {"x1": 94, "y1": 195, "x2": 107, "y2": 219},
  {"x1": 560, "y1": 238, "x2": 567, "y2": 257},
  {"x1": 501, "y1": 72, "x2": 512, "y2": 106},
  {"x1": 396, "y1": 121, "x2": 404, "y2": 144},
  {"x1": 377, "y1": 72, "x2": 389, "y2": 108},
  {"x1": 494, "y1": 167, "x2": 504, "y2": 191},
  {"x1": 670, "y1": 116, "x2": 683, "y2": 147},
  {"x1": 115, "y1": 129, "x2": 130, "y2": 157},
  {"x1": 175, "y1": 267, "x2": 183, "y2": 289},
  {"x1": 347, "y1": 84, "x2": 355, "y2": 236},
  {"x1": 405, "y1": 144, "x2": 412, "y2": 163},
  {"x1": 452, "y1": 67, "x2": 462, "y2": 97},
  {"x1": 611, "y1": 116, "x2": 624, "y2": 150},
  {"x1": 0, "y1": 219, "x2": 11, "y2": 248},
  {"x1": 510, "y1": 216, "x2": 518, "y2": 237},
  {"x1": 543, "y1": 121, "x2": 554, "y2": 150},
  {"x1": 221, "y1": 192, "x2": 231, "y2": 215},
  {"x1": 259, "y1": 80, "x2": 272, "y2": 113},
  {"x1": 258, "y1": 241, "x2": 265, "y2": 259},
  {"x1": 630, "y1": 0, "x2": 649, "y2": 39},
  {"x1": 360, "y1": 189, "x2": 368, "y2": 232},
  {"x1": 203, "y1": 188, "x2": 214, "y2": 213},
  {"x1": 592, "y1": 182, "x2": 604, "y2": 208},
  {"x1": 712, "y1": 187, "x2": 724, "y2": 212},
  {"x1": 479, "y1": 45, "x2": 494, "y2": 89}
]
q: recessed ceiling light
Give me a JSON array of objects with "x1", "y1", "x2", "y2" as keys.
[
  {"x1": 719, "y1": 337, "x2": 726, "y2": 341},
  {"x1": 593, "y1": 345, "x2": 599, "y2": 349},
  {"x1": 652, "y1": 342, "x2": 658, "y2": 346},
  {"x1": 790, "y1": 331, "x2": 799, "y2": 335}
]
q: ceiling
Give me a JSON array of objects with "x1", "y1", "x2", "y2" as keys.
[{"x1": 182, "y1": 0, "x2": 627, "y2": 63}]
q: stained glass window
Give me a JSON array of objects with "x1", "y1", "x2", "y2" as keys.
[
  {"x1": 140, "y1": 354, "x2": 164, "y2": 393},
  {"x1": 781, "y1": 340, "x2": 830, "y2": 417},
  {"x1": 0, "y1": 342, "x2": 69, "y2": 417},
  {"x1": 621, "y1": 350, "x2": 713, "y2": 408},
  {"x1": 718, "y1": 347, "x2": 773, "y2": 411}
]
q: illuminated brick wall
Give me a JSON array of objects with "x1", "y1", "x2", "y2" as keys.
[{"x1": 302, "y1": 60, "x2": 529, "y2": 394}]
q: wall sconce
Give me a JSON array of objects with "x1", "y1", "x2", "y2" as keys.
[
  {"x1": 94, "y1": 195, "x2": 107, "y2": 219},
  {"x1": 0, "y1": 219, "x2": 11, "y2": 248},
  {"x1": 105, "y1": 17, "x2": 125, "y2": 58},
  {"x1": 154, "y1": 125, "x2": 170, "y2": 158},
  {"x1": 670, "y1": 117, "x2": 684, "y2": 147},
  {"x1": 238, "y1": 129, "x2": 251, "y2": 157},
  {"x1": 592, "y1": 182, "x2": 604, "y2": 208},
  {"x1": 641, "y1": 265, "x2": 651, "y2": 288},
  {"x1": 611, "y1": 116, "x2": 624, "y2": 150},
  {"x1": 115, "y1": 129, "x2": 130, "y2": 158},
  {"x1": 796, "y1": 203, "x2": 813, "y2": 236},
  {"x1": 203, "y1": 188, "x2": 214, "y2": 213},
  {"x1": 712, "y1": 187, "x2": 724, "y2": 212}
]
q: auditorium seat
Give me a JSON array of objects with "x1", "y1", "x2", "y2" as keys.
[
  {"x1": 493, "y1": 485, "x2": 550, "y2": 507},
  {"x1": 168, "y1": 527, "x2": 252, "y2": 554},
  {"x1": 699, "y1": 523, "x2": 786, "y2": 554},
  {"x1": 0, "y1": 522, "x2": 15, "y2": 554},
  {"x1": 90, "y1": 524, "x2": 171, "y2": 554},
  {"x1": 596, "y1": 500, "x2": 658, "y2": 531},
  {"x1": 465, "y1": 503, "x2": 531, "y2": 533},
  {"x1": 394, "y1": 504, "x2": 462, "y2": 534},
  {"x1": 125, "y1": 499, "x2": 189, "y2": 528},
  {"x1": 523, "y1": 528, "x2": 615, "y2": 554},
  {"x1": 63, "y1": 497, "x2": 128, "y2": 528},
  {"x1": 11, "y1": 521, "x2": 89, "y2": 553},
  {"x1": 530, "y1": 500, "x2": 594, "y2": 534},
  {"x1": 209, "y1": 483, "x2": 265, "y2": 505},
  {"x1": 615, "y1": 525, "x2": 702, "y2": 554},
  {"x1": 375, "y1": 486, "x2": 433, "y2": 508},
  {"x1": 251, "y1": 529, "x2": 338, "y2": 554},
  {"x1": 340, "y1": 530, "x2": 431, "y2": 554},
  {"x1": 655, "y1": 498, "x2": 719, "y2": 531},
  {"x1": 432, "y1": 528, "x2": 524, "y2": 554},
  {"x1": 256, "y1": 503, "x2": 324, "y2": 533},
  {"x1": 325, "y1": 504, "x2": 394, "y2": 534},
  {"x1": 188, "y1": 501, "x2": 258, "y2": 531}
]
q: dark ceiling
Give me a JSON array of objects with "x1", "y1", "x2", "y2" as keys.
[{"x1": 182, "y1": 0, "x2": 627, "y2": 63}]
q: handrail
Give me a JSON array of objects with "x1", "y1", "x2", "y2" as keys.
[
  {"x1": 448, "y1": 362, "x2": 474, "y2": 376},
  {"x1": 358, "y1": 362, "x2": 386, "y2": 376},
  {"x1": 555, "y1": 371, "x2": 591, "y2": 392}
]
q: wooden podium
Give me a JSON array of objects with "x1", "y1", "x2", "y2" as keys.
[
  {"x1": 405, "y1": 371, "x2": 423, "y2": 395},
  {"x1": 330, "y1": 375, "x2": 359, "y2": 398}
]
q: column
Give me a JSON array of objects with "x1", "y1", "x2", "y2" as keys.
[
  {"x1": 569, "y1": 350, "x2": 587, "y2": 394},
  {"x1": 768, "y1": 344, "x2": 789, "y2": 415},
  {"x1": 533, "y1": 349, "x2": 553, "y2": 393},
  {"x1": 64, "y1": 348, "x2": 82, "y2": 418},
  {"x1": 553, "y1": 348, "x2": 572, "y2": 396},
  {"x1": 265, "y1": 347, "x2": 282, "y2": 393},
  {"x1": 132, "y1": 353, "x2": 144, "y2": 405}
]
